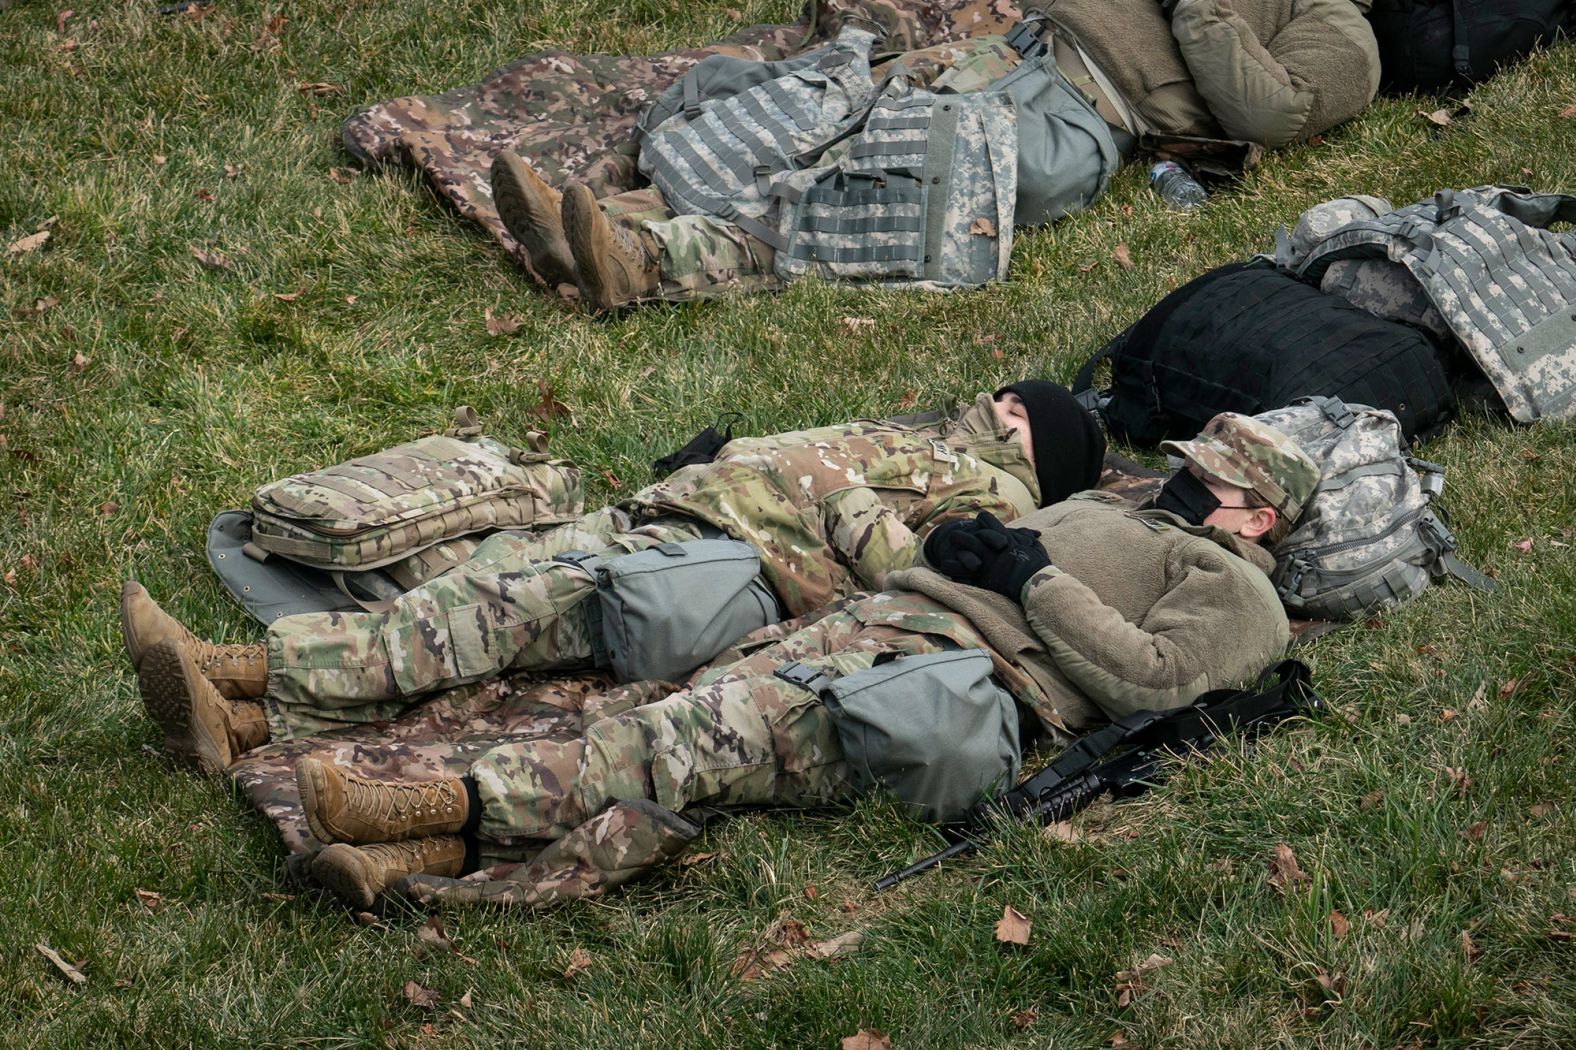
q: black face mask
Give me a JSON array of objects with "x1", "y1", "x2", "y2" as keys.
[{"x1": 1154, "y1": 470, "x2": 1221, "y2": 526}]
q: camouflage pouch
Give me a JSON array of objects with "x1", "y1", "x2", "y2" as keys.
[{"x1": 249, "y1": 407, "x2": 583, "y2": 572}]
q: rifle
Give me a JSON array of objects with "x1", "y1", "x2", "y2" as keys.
[{"x1": 873, "y1": 659, "x2": 1322, "y2": 891}]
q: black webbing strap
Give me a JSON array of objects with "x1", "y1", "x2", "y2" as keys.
[{"x1": 1450, "y1": 0, "x2": 1473, "y2": 79}]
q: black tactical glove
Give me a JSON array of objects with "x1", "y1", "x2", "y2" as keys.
[{"x1": 924, "y1": 511, "x2": 1050, "y2": 601}]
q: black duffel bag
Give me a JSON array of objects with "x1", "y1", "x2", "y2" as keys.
[
  {"x1": 1072, "y1": 263, "x2": 1455, "y2": 447},
  {"x1": 1368, "y1": 0, "x2": 1573, "y2": 95}
]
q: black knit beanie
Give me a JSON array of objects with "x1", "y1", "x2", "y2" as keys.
[{"x1": 993, "y1": 380, "x2": 1107, "y2": 507}]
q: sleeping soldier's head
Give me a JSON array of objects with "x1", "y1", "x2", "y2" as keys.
[
  {"x1": 1157, "y1": 413, "x2": 1318, "y2": 546},
  {"x1": 991, "y1": 381, "x2": 1107, "y2": 508}
]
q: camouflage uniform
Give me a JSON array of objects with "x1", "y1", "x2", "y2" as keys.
[
  {"x1": 390, "y1": 417, "x2": 1316, "y2": 907},
  {"x1": 263, "y1": 396, "x2": 1038, "y2": 740},
  {"x1": 340, "y1": 0, "x2": 1028, "y2": 287}
]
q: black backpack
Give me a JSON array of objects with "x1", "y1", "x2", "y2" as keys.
[
  {"x1": 1368, "y1": 0, "x2": 1573, "y2": 94},
  {"x1": 1072, "y1": 263, "x2": 1456, "y2": 447}
]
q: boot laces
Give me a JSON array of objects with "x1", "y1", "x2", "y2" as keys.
[
  {"x1": 607, "y1": 218, "x2": 652, "y2": 267},
  {"x1": 200, "y1": 643, "x2": 262, "y2": 673},
  {"x1": 347, "y1": 773, "x2": 461, "y2": 824}
]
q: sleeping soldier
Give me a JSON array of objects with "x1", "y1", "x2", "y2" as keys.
[
  {"x1": 120, "y1": 382, "x2": 1105, "y2": 773},
  {"x1": 281, "y1": 412, "x2": 1319, "y2": 909}
]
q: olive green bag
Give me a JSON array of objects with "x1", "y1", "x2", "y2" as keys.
[{"x1": 249, "y1": 407, "x2": 583, "y2": 572}]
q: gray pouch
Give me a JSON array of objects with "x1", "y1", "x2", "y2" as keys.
[
  {"x1": 815, "y1": 648, "x2": 1022, "y2": 823},
  {"x1": 573, "y1": 539, "x2": 782, "y2": 684}
]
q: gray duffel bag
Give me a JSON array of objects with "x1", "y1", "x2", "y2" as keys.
[
  {"x1": 783, "y1": 648, "x2": 1023, "y2": 823},
  {"x1": 561, "y1": 539, "x2": 782, "y2": 684}
]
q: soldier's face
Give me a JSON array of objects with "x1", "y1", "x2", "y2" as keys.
[
  {"x1": 1196, "y1": 472, "x2": 1277, "y2": 540},
  {"x1": 991, "y1": 392, "x2": 1035, "y2": 465}
]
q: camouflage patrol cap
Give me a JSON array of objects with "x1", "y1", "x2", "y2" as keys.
[{"x1": 1160, "y1": 414, "x2": 1319, "y2": 522}]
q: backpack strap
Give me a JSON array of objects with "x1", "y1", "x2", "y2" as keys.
[{"x1": 1417, "y1": 511, "x2": 1496, "y2": 593}]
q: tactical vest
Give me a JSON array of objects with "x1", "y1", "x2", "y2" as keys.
[{"x1": 1285, "y1": 186, "x2": 1576, "y2": 423}]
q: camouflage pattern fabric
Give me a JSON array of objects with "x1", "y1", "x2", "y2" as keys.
[
  {"x1": 263, "y1": 509, "x2": 707, "y2": 739},
  {"x1": 1159, "y1": 412, "x2": 1320, "y2": 521},
  {"x1": 339, "y1": 0, "x2": 1027, "y2": 287},
  {"x1": 251, "y1": 426, "x2": 582, "y2": 572}
]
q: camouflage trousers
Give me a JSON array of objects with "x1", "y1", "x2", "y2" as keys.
[
  {"x1": 262, "y1": 508, "x2": 705, "y2": 740},
  {"x1": 469, "y1": 589, "x2": 992, "y2": 847},
  {"x1": 589, "y1": 185, "x2": 781, "y2": 303}
]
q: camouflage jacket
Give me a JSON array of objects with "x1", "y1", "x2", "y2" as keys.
[
  {"x1": 890, "y1": 491, "x2": 1290, "y2": 734},
  {"x1": 622, "y1": 393, "x2": 1039, "y2": 615}
]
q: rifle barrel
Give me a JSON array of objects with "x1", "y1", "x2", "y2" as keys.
[{"x1": 872, "y1": 837, "x2": 976, "y2": 892}]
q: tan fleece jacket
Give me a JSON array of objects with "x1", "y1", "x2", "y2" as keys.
[
  {"x1": 890, "y1": 491, "x2": 1291, "y2": 733},
  {"x1": 1044, "y1": 0, "x2": 1380, "y2": 147}
]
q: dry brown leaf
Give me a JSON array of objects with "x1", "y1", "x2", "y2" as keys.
[
  {"x1": 841, "y1": 1030, "x2": 891, "y2": 1050},
  {"x1": 1558, "y1": 103, "x2": 1576, "y2": 119},
  {"x1": 259, "y1": 891, "x2": 294, "y2": 903},
  {"x1": 895, "y1": 389, "x2": 919, "y2": 410},
  {"x1": 1395, "y1": 713, "x2": 1412, "y2": 726},
  {"x1": 1329, "y1": 909, "x2": 1350, "y2": 939},
  {"x1": 1360, "y1": 789, "x2": 1385, "y2": 812},
  {"x1": 840, "y1": 316, "x2": 876, "y2": 333},
  {"x1": 71, "y1": 351, "x2": 89, "y2": 370},
  {"x1": 1499, "y1": 677, "x2": 1524, "y2": 699},
  {"x1": 344, "y1": 295, "x2": 357, "y2": 305},
  {"x1": 272, "y1": 290, "x2": 302, "y2": 302},
  {"x1": 1043, "y1": 820, "x2": 1083, "y2": 844},
  {"x1": 1363, "y1": 908, "x2": 1390, "y2": 928},
  {"x1": 484, "y1": 307, "x2": 520, "y2": 337},
  {"x1": 1078, "y1": 260, "x2": 1100, "y2": 273},
  {"x1": 18, "y1": 295, "x2": 59, "y2": 318},
  {"x1": 531, "y1": 380, "x2": 572, "y2": 423},
  {"x1": 1404, "y1": 917, "x2": 1426, "y2": 942},
  {"x1": 189, "y1": 245, "x2": 232, "y2": 272},
  {"x1": 297, "y1": 81, "x2": 345, "y2": 96},
  {"x1": 193, "y1": 187, "x2": 215, "y2": 204},
  {"x1": 1467, "y1": 682, "x2": 1489, "y2": 711},
  {"x1": 562, "y1": 946, "x2": 591, "y2": 980},
  {"x1": 328, "y1": 166, "x2": 357, "y2": 185},
  {"x1": 416, "y1": 916, "x2": 454, "y2": 954},
  {"x1": 994, "y1": 905, "x2": 1031, "y2": 946},
  {"x1": 1461, "y1": 930, "x2": 1478, "y2": 964},
  {"x1": 354, "y1": 911, "x2": 378, "y2": 926},
  {"x1": 402, "y1": 980, "x2": 439, "y2": 1009},
  {"x1": 1513, "y1": 537, "x2": 1534, "y2": 552},
  {"x1": 458, "y1": 989, "x2": 473, "y2": 1009},
  {"x1": 1419, "y1": 107, "x2": 1452, "y2": 127},
  {"x1": 224, "y1": 163, "x2": 240, "y2": 178},
  {"x1": 839, "y1": 899, "x2": 860, "y2": 914},
  {"x1": 134, "y1": 889, "x2": 164, "y2": 913},
  {"x1": 1445, "y1": 766, "x2": 1474, "y2": 797},
  {"x1": 36, "y1": 943, "x2": 87, "y2": 985},
  {"x1": 1108, "y1": 1033, "x2": 1130, "y2": 1047},
  {"x1": 1462, "y1": 820, "x2": 1489, "y2": 842},
  {"x1": 733, "y1": 947, "x2": 794, "y2": 981},
  {"x1": 1113, "y1": 953, "x2": 1172, "y2": 1008},
  {"x1": 1530, "y1": 802, "x2": 1557, "y2": 819},
  {"x1": 255, "y1": 12, "x2": 287, "y2": 49},
  {"x1": 1112, "y1": 242, "x2": 1134, "y2": 271},
  {"x1": 969, "y1": 217, "x2": 997, "y2": 237},
  {"x1": 804, "y1": 883, "x2": 818, "y2": 900},
  {"x1": 56, "y1": 8, "x2": 74, "y2": 33},
  {"x1": 1011, "y1": 1007, "x2": 1038, "y2": 1030},
  {"x1": 1267, "y1": 843, "x2": 1310, "y2": 892},
  {"x1": 677, "y1": 851, "x2": 718, "y2": 867},
  {"x1": 1439, "y1": 708, "x2": 1457, "y2": 723},
  {"x1": 6, "y1": 230, "x2": 50, "y2": 257},
  {"x1": 1311, "y1": 966, "x2": 1347, "y2": 1001},
  {"x1": 808, "y1": 931, "x2": 864, "y2": 959}
]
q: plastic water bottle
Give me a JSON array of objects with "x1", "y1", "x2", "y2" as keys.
[{"x1": 1149, "y1": 160, "x2": 1208, "y2": 210}]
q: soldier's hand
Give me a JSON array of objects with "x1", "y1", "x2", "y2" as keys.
[
  {"x1": 967, "y1": 511, "x2": 1051, "y2": 601},
  {"x1": 923, "y1": 516, "x2": 992, "y2": 583}
]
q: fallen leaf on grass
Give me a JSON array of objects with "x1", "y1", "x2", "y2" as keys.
[
  {"x1": 969, "y1": 217, "x2": 997, "y2": 237},
  {"x1": 1112, "y1": 242, "x2": 1134, "y2": 271},
  {"x1": 1529, "y1": 802, "x2": 1557, "y2": 819},
  {"x1": 484, "y1": 307, "x2": 520, "y2": 337},
  {"x1": 254, "y1": 12, "x2": 287, "y2": 49},
  {"x1": 1461, "y1": 930, "x2": 1478, "y2": 964},
  {"x1": 6, "y1": 230, "x2": 50, "y2": 257},
  {"x1": 328, "y1": 166, "x2": 358, "y2": 185},
  {"x1": 1499, "y1": 677, "x2": 1524, "y2": 700},
  {"x1": 1043, "y1": 820, "x2": 1082, "y2": 844},
  {"x1": 839, "y1": 316, "x2": 876, "y2": 334},
  {"x1": 1011, "y1": 1007, "x2": 1038, "y2": 1030},
  {"x1": 402, "y1": 980, "x2": 439, "y2": 1009},
  {"x1": 1267, "y1": 843, "x2": 1310, "y2": 893},
  {"x1": 677, "y1": 850, "x2": 718, "y2": 867},
  {"x1": 841, "y1": 1030, "x2": 890, "y2": 1050},
  {"x1": 808, "y1": 931, "x2": 864, "y2": 959},
  {"x1": 562, "y1": 947, "x2": 591, "y2": 979},
  {"x1": 1419, "y1": 107, "x2": 1453, "y2": 127},
  {"x1": 70, "y1": 351, "x2": 89, "y2": 370},
  {"x1": 56, "y1": 8, "x2": 74, "y2": 33},
  {"x1": 258, "y1": 891, "x2": 294, "y2": 902},
  {"x1": 189, "y1": 245, "x2": 232, "y2": 272},
  {"x1": 37, "y1": 944, "x2": 86, "y2": 985},
  {"x1": 994, "y1": 905, "x2": 1031, "y2": 945},
  {"x1": 459, "y1": 989, "x2": 473, "y2": 1009},
  {"x1": 531, "y1": 380, "x2": 572, "y2": 423},
  {"x1": 415, "y1": 916, "x2": 454, "y2": 955},
  {"x1": 734, "y1": 947, "x2": 794, "y2": 980},
  {"x1": 1440, "y1": 708, "x2": 1457, "y2": 723},
  {"x1": 272, "y1": 290, "x2": 302, "y2": 302},
  {"x1": 803, "y1": 883, "x2": 818, "y2": 900},
  {"x1": 18, "y1": 296, "x2": 59, "y2": 318},
  {"x1": 1360, "y1": 789, "x2": 1384, "y2": 812},
  {"x1": 1558, "y1": 104, "x2": 1576, "y2": 119},
  {"x1": 839, "y1": 899, "x2": 860, "y2": 914},
  {"x1": 1513, "y1": 537, "x2": 1534, "y2": 552},
  {"x1": 1310, "y1": 965, "x2": 1347, "y2": 1002},
  {"x1": 1462, "y1": 820, "x2": 1488, "y2": 842},
  {"x1": 134, "y1": 889, "x2": 164, "y2": 913},
  {"x1": 1444, "y1": 766, "x2": 1473, "y2": 797},
  {"x1": 224, "y1": 163, "x2": 240, "y2": 178},
  {"x1": 1113, "y1": 953, "x2": 1172, "y2": 1008},
  {"x1": 297, "y1": 81, "x2": 345, "y2": 96},
  {"x1": 1329, "y1": 910, "x2": 1350, "y2": 939}
]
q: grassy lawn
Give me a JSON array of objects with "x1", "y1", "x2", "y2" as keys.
[{"x1": 3, "y1": 0, "x2": 1575, "y2": 1046}]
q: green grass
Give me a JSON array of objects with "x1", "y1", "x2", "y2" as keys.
[{"x1": 3, "y1": 0, "x2": 1575, "y2": 1046}]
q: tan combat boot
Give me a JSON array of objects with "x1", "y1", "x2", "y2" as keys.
[
  {"x1": 312, "y1": 836, "x2": 467, "y2": 909},
  {"x1": 136, "y1": 638, "x2": 270, "y2": 773},
  {"x1": 491, "y1": 151, "x2": 578, "y2": 290},
  {"x1": 561, "y1": 180, "x2": 659, "y2": 312},
  {"x1": 121, "y1": 581, "x2": 267, "y2": 699},
  {"x1": 296, "y1": 757, "x2": 469, "y2": 845}
]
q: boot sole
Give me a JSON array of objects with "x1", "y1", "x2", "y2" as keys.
[
  {"x1": 296, "y1": 757, "x2": 342, "y2": 846},
  {"x1": 312, "y1": 844, "x2": 378, "y2": 910},
  {"x1": 491, "y1": 153, "x2": 576, "y2": 288},
  {"x1": 137, "y1": 640, "x2": 232, "y2": 775}
]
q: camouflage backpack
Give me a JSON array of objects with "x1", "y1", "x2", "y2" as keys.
[
  {"x1": 1278, "y1": 186, "x2": 1576, "y2": 423},
  {"x1": 210, "y1": 408, "x2": 584, "y2": 622},
  {"x1": 1251, "y1": 396, "x2": 1491, "y2": 621}
]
